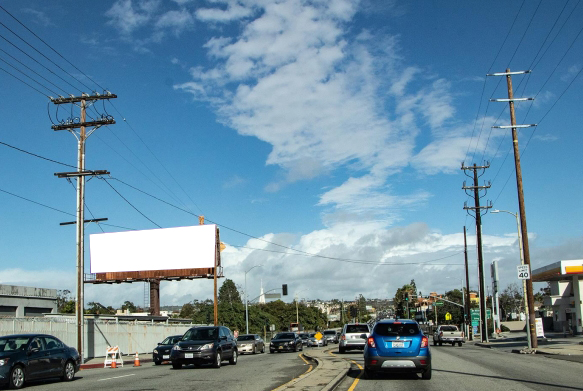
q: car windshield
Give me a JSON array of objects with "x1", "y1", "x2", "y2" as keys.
[
  {"x1": 345, "y1": 325, "x2": 369, "y2": 333},
  {"x1": 182, "y1": 328, "x2": 218, "y2": 341},
  {"x1": 237, "y1": 335, "x2": 255, "y2": 341},
  {"x1": 162, "y1": 336, "x2": 180, "y2": 345},
  {"x1": 299, "y1": 333, "x2": 309, "y2": 338},
  {"x1": 375, "y1": 323, "x2": 420, "y2": 336},
  {"x1": 440, "y1": 326, "x2": 458, "y2": 332},
  {"x1": 0, "y1": 337, "x2": 30, "y2": 352},
  {"x1": 274, "y1": 333, "x2": 295, "y2": 339}
]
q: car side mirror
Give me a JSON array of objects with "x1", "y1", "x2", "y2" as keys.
[{"x1": 360, "y1": 334, "x2": 367, "y2": 339}]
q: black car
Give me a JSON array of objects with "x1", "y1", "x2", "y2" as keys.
[
  {"x1": 170, "y1": 326, "x2": 237, "y2": 369},
  {"x1": 0, "y1": 333, "x2": 80, "y2": 389},
  {"x1": 153, "y1": 335, "x2": 183, "y2": 365},
  {"x1": 269, "y1": 333, "x2": 303, "y2": 353}
]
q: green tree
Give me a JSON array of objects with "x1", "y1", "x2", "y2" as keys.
[
  {"x1": 121, "y1": 301, "x2": 137, "y2": 313},
  {"x1": 499, "y1": 283, "x2": 523, "y2": 320},
  {"x1": 57, "y1": 290, "x2": 75, "y2": 313},
  {"x1": 394, "y1": 281, "x2": 417, "y2": 318},
  {"x1": 86, "y1": 302, "x2": 115, "y2": 315}
]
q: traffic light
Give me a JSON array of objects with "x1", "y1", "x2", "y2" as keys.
[
  {"x1": 282, "y1": 284, "x2": 288, "y2": 296},
  {"x1": 404, "y1": 292, "x2": 409, "y2": 301}
]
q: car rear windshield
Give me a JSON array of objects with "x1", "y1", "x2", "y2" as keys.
[
  {"x1": 374, "y1": 323, "x2": 420, "y2": 336},
  {"x1": 324, "y1": 330, "x2": 336, "y2": 335},
  {"x1": 237, "y1": 335, "x2": 254, "y2": 341},
  {"x1": 345, "y1": 325, "x2": 369, "y2": 334},
  {"x1": 275, "y1": 333, "x2": 295, "y2": 339},
  {"x1": 440, "y1": 326, "x2": 458, "y2": 332},
  {"x1": 183, "y1": 328, "x2": 218, "y2": 341}
]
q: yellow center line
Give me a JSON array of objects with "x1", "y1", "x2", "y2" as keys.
[{"x1": 347, "y1": 360, "x2": 363, "y2": 391}]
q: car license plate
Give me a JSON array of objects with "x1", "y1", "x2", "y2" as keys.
[
  {"x1": 278, "y1": 346, "x2": 283, "y2": 349},
  {"x1": 392, "y1": 341, "x2": 405, "y2": 348},
  {"x1": 163, "y1": 355, "x2": 170, "y2": 359},
  {"x1": 185, "y1": 353, "x2": 194, "y2": 358}
]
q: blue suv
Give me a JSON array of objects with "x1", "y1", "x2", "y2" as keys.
[{"x1": 363, "y1": 319, "x2": 431, "y2": 380}]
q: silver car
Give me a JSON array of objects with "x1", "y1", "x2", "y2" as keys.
[
  {"x1": 339, "y1": 323, "x2": 370, "y2": 353},
  {"x1": 236, "y1": 334, "x2": 265, "y2": 354}
]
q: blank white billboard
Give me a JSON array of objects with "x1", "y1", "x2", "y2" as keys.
[{"x1": 90, "y1": 225, "x2": 217, "y2": 273}]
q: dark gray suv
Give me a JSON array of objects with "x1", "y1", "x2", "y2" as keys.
[{"x1": 170, "y1": 326, "x2": 237, "y2": 369}]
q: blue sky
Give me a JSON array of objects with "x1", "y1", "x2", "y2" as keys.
[{"x1": 1, "y1": 0, "x2": 582, "y2": 308}]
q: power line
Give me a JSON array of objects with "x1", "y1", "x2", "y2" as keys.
[
  {"x1": 0, "y1": 19, "x2": 91, "y2": 91},
  {"x1": 100, "y1": 178, "x2": 161, "y2": 228},
  {"x1": 0, "y1": 4, "x2": 106, "y2": 91},
  {"x1": 0, "y1": 186, "x2": 137, "y2": 231},
  {"x1": 0, "y1": 64, "x2": 50, "y2": 97},
  {"x1": 229, "y1": 245, "x2": 464, "y2": 266},
  {"x1": 107, "y1": 101, "x2": 204, "y2": 215},
  {"x1": 0, "y1": 140, "x2": 77, "y2": 169}
]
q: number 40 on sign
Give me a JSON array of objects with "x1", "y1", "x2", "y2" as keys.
[{"x1": 517, "y1": 265, "x2": 530, "y2": 280}]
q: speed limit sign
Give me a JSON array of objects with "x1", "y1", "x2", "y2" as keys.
[{"x1": 517, "y1": 265, "x2": 530, "y2": 280}]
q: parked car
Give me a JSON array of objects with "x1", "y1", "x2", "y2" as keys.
[
  {"x1": 269, "y1": 333, "x2": 303, "y2": 353},
  {"x1": 236, "y1": 334, "x2": 265, "y2": 354},
  {"x1": 298, "y1": 333, "x2": 310, "y2": 347},
  {"x1": 433, "y1": 325, "x2": 464, "y2": 346},
  {"x1": 153, "y1": 334, "x2": 183, "y2": 365},
  {"x1": 363, "y1": 319, "x2": 431, "y2": 380},
  {"x1": 323, "y1": 330, "x2": 339, "y2": 344},
  {"x1": 0, "y1": 333, "x2": 81, "y2": 389},
  {"x1": 339, "y1": 323, "x2": 370, "y2": 353},
  {"x1": 170, "y1": 326, "x2": 237, "y2": 369}
]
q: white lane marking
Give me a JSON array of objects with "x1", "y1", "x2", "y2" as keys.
[{"x1": 98, "y1": 374, "x2": 136, "y2": 381}]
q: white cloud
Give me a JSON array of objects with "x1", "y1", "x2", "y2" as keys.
[
  {"x1": 196, "y1": 1, "x2": 254, "y2": 22},
  {"x1": 155, "y1": 9, "x2": 195, "y2": 35},
  {"x1": 106, "y1": 0, "x2": 161, "y2": 35}
]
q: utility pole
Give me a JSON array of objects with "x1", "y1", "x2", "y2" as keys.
[
  {"x1": 51, "y1": 92, "x2": 116, "y2": 363},
  {"x1": 463, "y1": 226, "x2": 472, "y2": 341},
  {"x1": 488, "y1": 68, "x2": 538, "y2": 349},
  {"x1": 462, "y1": 163, "x2": 492, "y2": 342}
]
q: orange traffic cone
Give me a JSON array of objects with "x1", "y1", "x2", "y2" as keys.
[
  {"x1": 111, "y1": 359, "x2": 117, "y2": 369},
  {"x1": 133, "y1": 352, "x2": 141, "y2": 367}
]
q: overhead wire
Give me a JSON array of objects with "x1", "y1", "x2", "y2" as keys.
[
  {"x1": 230, "y1": 245, "x2": 464, "y2": 266},
  {"x1": 100, "y1": 177, "x2": 162, "y2": 229},
  {"x1": 0, "y1": 19, "x2": 91, "y2": 91},
  {"x1": 0, "y1": 64, "x2": 51, "y2": 97},
  {"x1": 0, "y1": 47, "x2": 67, "y2": 95},
  {"x1": 107, "y1": 101, "x2": 204, "y2": 215},
  {"x1": 0, "y1": 4, "x2": 106, "y2": 91}
]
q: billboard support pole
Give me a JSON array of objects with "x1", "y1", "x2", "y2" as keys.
[{"x1": 214, "y1": 227, "x2": 220, "y2": 325}]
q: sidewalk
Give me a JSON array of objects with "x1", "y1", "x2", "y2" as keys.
[
  {"x1": 276, "y1": 346, "x2": 350, "y2": 391},
  {"x1": 472, "y1": 331, "x2": 583, "y2": 362},
  {"x1": 80, "y1": 354, "x2": 152, "y2": 369}
]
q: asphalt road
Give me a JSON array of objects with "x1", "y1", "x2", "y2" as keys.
[
  {"x1": 15, "y1": 349, "x2": 310, "y2": 391},
  {"x1": 335, "y1": 344, "x2": 583, "y2": 391}
]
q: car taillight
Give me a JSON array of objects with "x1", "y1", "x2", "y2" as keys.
[
  {"x1": 461, "y1": 331, "x2": 464, "y2": 338},
  {"x1": 341, "y1": 335, "x2": 346, "y2": 341},
  {"x1": 421, "y1": 336, "x2": 428, "y2": 348},
  {"x1": 367, "y1": 337, "x2": 376, "y2": 348},
  {"x1": 439, "y1": 332, "x2": 443, "y2": 337}
]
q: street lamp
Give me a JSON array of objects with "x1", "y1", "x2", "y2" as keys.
[
  {"x1": 295, "y1": 289, "x2": 310, "y2": 326},
  {"x1": 491, "y1": 209, "x2": 532, "y2": 350},
  {"x1": 245, "y1": 265, "x2": 263, "y2": 334}
]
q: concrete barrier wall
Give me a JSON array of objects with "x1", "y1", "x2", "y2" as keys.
[{"x1": 0, "y1": 317, "x2": 200, "y2": 359}]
